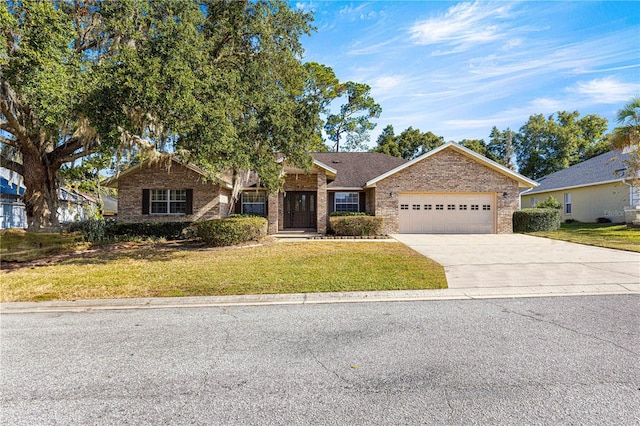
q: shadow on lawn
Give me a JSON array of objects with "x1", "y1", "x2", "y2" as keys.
[{"x1": 2, "y1": 240, "x2": 202, "y2": 271}]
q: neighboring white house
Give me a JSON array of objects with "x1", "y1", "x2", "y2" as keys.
[
  {"x1": 0, "y1": 167, "x2": 102, "y2": 229},
  {"x1": 1, "y1": 167, "x2": 27, "y2": 229},
  {"x1": 521, "y1": 150, "x2": 638, "y2": 223}
]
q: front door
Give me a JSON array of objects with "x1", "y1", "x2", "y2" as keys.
[{"x1": 284, "y1": 192, "x2": 316, "y2": 229}]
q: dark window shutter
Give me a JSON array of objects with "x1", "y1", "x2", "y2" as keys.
[
  {"x1": 186, "y1": 189, "x2": 193, "y2": 215},
  {"x1": 359, "y1": 192, "x2": 366, "y2": 212},
  {"x1": 142, "y1": 189, "x2": 150, "y2": 214},
  {"x1": 264, "y1": 193, "x2": 268, "y2": 216},
  {"x1": 235, "y1": 193, "x2": 242, "y2": 214},
  {"x1": 328, "y1": 192, "x2": 335, "y2": 213}
]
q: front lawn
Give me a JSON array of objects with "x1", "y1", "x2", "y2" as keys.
[
  {"x1": 528, "y1": 223, "x2": 640, "y2": 252},
  {"x1": 1, "y1": 229, "x2": 88, "y2": 262},
  {"x1": 1, "y1": 241, "x2": 447, "y2": 302}
]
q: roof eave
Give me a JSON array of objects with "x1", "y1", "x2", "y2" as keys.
[
  {"x1": 522, "y1": 178, "x2": 626, "y2": 195},
  {"x1": 100, "y1": 158, "x2": 233, "y2": 189}
]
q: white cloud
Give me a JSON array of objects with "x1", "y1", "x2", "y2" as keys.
[
  {"x1": 409, "y1": 1, "x2": 517, "y2": 52},
  {"x1": 371, "y1": 75, "x2": 404, "y2": 91},
  {"x1": 572, "y1": 77, "x2": 639, "y2": 103},
  {"x1": 346, "y1": 38, "x2": 398, "y2": 56},
  {"x1": 295, "y1": 2, "x2": 316, "y2": 12},
  {"x1": 338, "y1": 3, "x2": 376, "y2": 21},
  {"x1": 527, "y1": 97, "x2": 567, "y2": 112}
]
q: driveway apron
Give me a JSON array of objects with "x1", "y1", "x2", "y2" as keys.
[{"x1": 392, "y1": 234, "x2": 640, "y2": 290}]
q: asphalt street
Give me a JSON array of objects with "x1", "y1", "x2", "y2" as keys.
[{"x1": 2, "y1": 295, "x2": 639, "y2": 425}]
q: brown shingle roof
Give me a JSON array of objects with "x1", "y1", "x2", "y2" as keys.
[{"x1": 312, "y1": 152, "x2": 407, "y2": 188}]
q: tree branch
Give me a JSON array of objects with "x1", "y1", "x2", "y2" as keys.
[
  {"x1": 0, "y1": 155, "x2": 24, "y2": 175},
  {"x1": 48, "y1": 136, "x2": 89, "y2": 163},
  {"x1": 0, "y1": 134, "x2": 19, "y2": 147},
  {"x1": 0, "y1": 83, "x2": 28, "y2": 139},
  {"x1": 64, "y1": 148, "x2": 93, "y2": 164}
]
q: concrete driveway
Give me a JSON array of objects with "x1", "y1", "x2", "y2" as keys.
[{"x1": 393, "y1": 234, "x2": 639, "y2": 292}]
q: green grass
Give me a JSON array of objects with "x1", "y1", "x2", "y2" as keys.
[
  {"x1": 1, "y1": 229, "x2": 88, "y2": 262},
  {"x1": 529, "y1": 222, "x2": 640, "y2": 252},
  {"x1": 1, "y1": 241, "x2": 447, "y2": 302}
]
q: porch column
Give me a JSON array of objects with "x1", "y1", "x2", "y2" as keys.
[
  {"x1": 267, "y1": 192, "x2": 279, "y2": 234},
  {"x1": 317, "y1": 172, "x2": 327, "y2": 234}
]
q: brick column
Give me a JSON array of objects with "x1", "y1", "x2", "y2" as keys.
[
  {"x1": 267, "y1": 193, "x2": 279, "y2": 234},
  {"x1": 316, "y1": 172, "x2": 327, "y2": 234}
]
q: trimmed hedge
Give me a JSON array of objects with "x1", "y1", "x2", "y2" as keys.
[
  {"x1": 513, "y1": 208, "x2": 561, "y2": 232},
  {"x1": 329, "y1": 216, "x2": 384, "y2": 236},
  {"x1": 329, "y1": 211, "x2": 369, "y2": 217},
  {"x1": 64, "y1": 220, "x2": 194, "y2": 242},
  {"x1": 195, "y1": 217, "x2": 268, "y2": 247},
  {"x1": 111, "y1": 222, "x2": 193, "y2": 240}
]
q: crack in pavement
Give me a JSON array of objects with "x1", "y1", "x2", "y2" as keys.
[
  {"x1": 483, "y1": 299, "x2": 640, "y2": 357},
  {"x1": 169, "y1": 308, "x2": 236, "y2": 423}
]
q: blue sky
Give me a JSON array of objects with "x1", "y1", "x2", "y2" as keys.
[{"x1": 294, "y1": 1, "x2": 640, "y2": 147}]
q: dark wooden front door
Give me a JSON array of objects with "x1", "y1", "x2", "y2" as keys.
[{"x1": 284, "y1": 192, "x2": 316, "y2": 229}]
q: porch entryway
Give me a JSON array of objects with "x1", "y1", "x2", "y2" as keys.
[{"x1": 284, "y1": 191, "x2": 317, "y2": 229}]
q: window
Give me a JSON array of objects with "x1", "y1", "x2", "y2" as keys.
[
  {"x1": 412, "y1": 204, "x2": 420, "y2": 210},
  {"x1": 400, "y1": 204, "x2": 409, "y2": 210},
  {"x1": 424, "y1": 204, "x2": 432, "y2": 210},
  {"x1": 471, "y1": 205, "x2": 479, "y2": 211},
  {"x1": 335, "y1": 192, "x2": 359, "y2": 212},
  {"x1": 531, "y1": 197, "x2": 537, "y2": 208},
  {"x1": 482, "y1": 204, "x2": 491, "y2": 211},
  {"x1": 632, "y1": 186, "x2": 640, "y2": 207},
  {"x1": 151, "y1": 189, "x2": 187, "y2": 214},
  {"x1": 242, "y1": 192, "x2": 266, "y2": 215},
  {"x1": 436, "y1": 204, "x2": 444, "y2": 210},
  {"x1": 564, "y1": 193, "x2": 572, "y2": 214},
  {"x1": 459, "y1": 204, "x2": 467, "y2": 210},
  {"x1": 447, "y1": 204, "x2": 456, "y2": 210}
]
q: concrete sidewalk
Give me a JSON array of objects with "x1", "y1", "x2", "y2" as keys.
[{"x1": 392, "y1": 234, "x2": 640, "y2": 289}]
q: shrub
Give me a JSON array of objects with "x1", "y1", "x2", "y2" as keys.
[
  {"x1": 111, "y1": 222, "x2": 193, "y2": 240},
  {"x1": 228, "y1": 213, "x2": 266, "y2": 218},
  {"x1": 513, "y1": 208, "x2": 561, "y2": 232},
  {"x1": 596, "y1": 217, "x2": 612, "y2": 223},
  {"x1": 195, "y1": 217, "x2": 268, "y2": 246},
  {"x1": 329, "y1": 211, "x2": 369, "y2": 217},
  {"x1": 64, "y1": 219, "x2": 113, "y2": 243},
  {"x1": 329, "y1": 216, "x2": 384, "y2": 236},
  {"x1": 537, "y1": 195, "x2": 562, "y2": 210}
]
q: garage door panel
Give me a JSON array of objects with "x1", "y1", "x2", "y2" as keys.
[{"x1": 399, "y1": 193, "x2": 494, "y2": 234}]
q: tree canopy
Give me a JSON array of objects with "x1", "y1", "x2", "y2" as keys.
[
  {"x1": 372, "y1": 125, "x2": 444, "y2": 160},
  {"x1": 487, "y1": 127, "x2": 516, "y2": 170},
  {"x1": 513, "y1": 111, "x2": 609, "y2": 179},
  {"x1": 1, "y1": 0, "x2": 326, "y2": 229},
  {"x1": 609, "y1": 97, "x2": 640, "y2": 185},
  {"x1": 324, "y1": 81, "x2": 381, "y2": 152}
]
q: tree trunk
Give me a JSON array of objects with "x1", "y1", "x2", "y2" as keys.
[{"x1": 22, "y1": 144, "x2": 60, "y2": 231}]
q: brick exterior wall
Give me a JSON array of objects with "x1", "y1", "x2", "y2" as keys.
[
  {"x1": 268, "y1": 170, "x2": 326, "y2": 233},
  {"x1": 117, "y1": 162, "x2": 229, "y2": 223},
  {"x1": 374, "y1": 149, "x2": 520, "y2": 234},
  {"x1": 365, "y1": 188, "x2": 376, "y2": 215}
]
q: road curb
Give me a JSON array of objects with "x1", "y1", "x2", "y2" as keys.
[{"x1": 1, "y1": 284, "x2": 638, "y2": 313}]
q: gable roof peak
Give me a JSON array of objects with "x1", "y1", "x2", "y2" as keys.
[{"x1": 365, "y1": 142, "x2": 538, "y2": 189}]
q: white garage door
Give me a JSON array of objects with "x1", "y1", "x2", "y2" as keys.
[{"x1": 398, "y1": 193, "x2": 495, "y2": 234}]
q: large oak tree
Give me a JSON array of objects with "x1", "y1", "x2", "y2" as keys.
[{"x1": 1, "y1": 0, "x2": 324, "y2": 230}]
